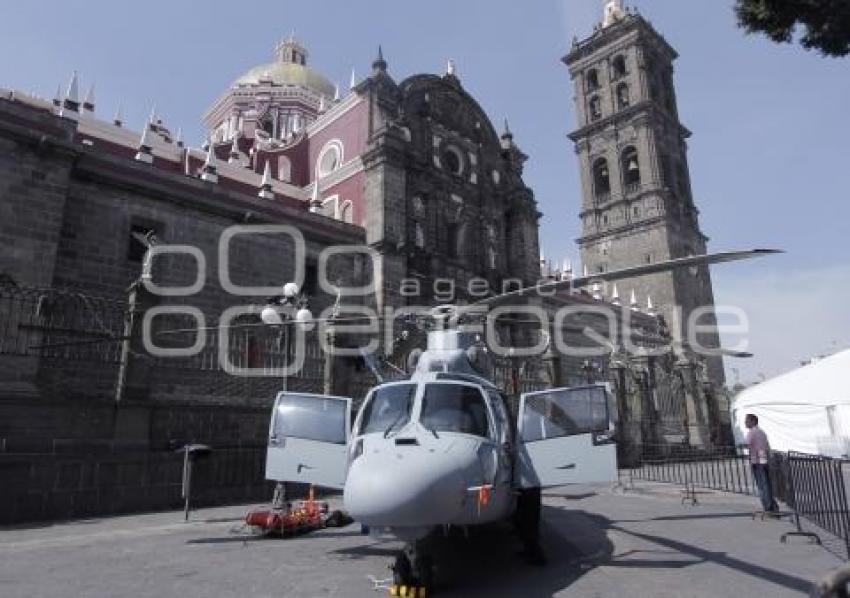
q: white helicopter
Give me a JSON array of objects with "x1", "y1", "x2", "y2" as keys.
[{"x1": 263, "y1": 249, "x2": 780, "y2": 594}]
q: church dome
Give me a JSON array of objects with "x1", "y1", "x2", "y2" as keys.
[{"x1": 233, "y1": 38, "x2": 335, "y2": 98}]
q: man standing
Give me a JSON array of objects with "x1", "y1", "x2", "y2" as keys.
[{"x1": 744, "y1": 413, "x2": 779, "y2": 513}]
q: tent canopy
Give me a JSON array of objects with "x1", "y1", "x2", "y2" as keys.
[{"x1": 731, "y1": 349, "x2": 850, "y2": 457}]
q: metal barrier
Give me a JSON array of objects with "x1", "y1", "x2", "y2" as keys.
[
  {"x1": 782, "y1": 452, "x2": 850, "y2": 555},
  {"x1": 621, "y1": 445, "x2": 850, "y2": 558},
  {"x1": 626, "y1": 444, "x2": 756, "y2": 497}
]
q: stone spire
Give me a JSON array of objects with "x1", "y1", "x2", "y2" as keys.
[
  {"x1": 592, "y1": 282, "x2": 603, "y2": 301},
  {"x1": 500, "y1": 119, "x2": 514, "y2": 151},
  {"x1": 318, "y1": 94, "x2": 327, "y2": 114},
  {"x1": 501, "y1": 118, "x2": 512, "y2": 140},
  {"x1": 446, "y1": 59, "x2": 457, "y2": 77},
  {"x1": 349, "y1": 68, "x2": 357, "y2": 90},
  {"x1": 309, "y1": 180, "x2": 322, "y2": 213},
  {"x1": 201, "y1": 141, "x2": 218, "y2": 183},
  {"x1": 646, "y1": 295, "x2": 656, "y2": 316},
  {"x1": 333, "y1": 83, "x2": 340, "y2": 102},
  {"x1": 52, "y1": 84, "x2": 61, "y2": 108},
  {"x1": 59, "y1": 71, "x2": 80, "y2": 120},
  {"x1": 372, "y1": 45, "x2": 387, "y2": 75},
  {"x1": 611, "y1": 283, "x2": 621, "y2": 306},
  {"x1": 113, "y1": 103, "x2": 123, "y2": 127},
  {"x1": 629, "y1": 289, "x2": 639, "y2": 312},
  {"x1": 134, "y1": 126, "x2": 154, "y2": 164},
  {"x1": 560, "y1": 258, "x2": 572, "y2": 281},
  {"x1": 82, "y1": 83, "x2": 95, "y2": 113},
  {"x1": 258, "y1": 160, "x2": 274, "y2": 200}
]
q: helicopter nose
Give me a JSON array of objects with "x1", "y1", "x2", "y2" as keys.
[{"x1": 344, "y1": 443, "x2": 475, "y2": 527}]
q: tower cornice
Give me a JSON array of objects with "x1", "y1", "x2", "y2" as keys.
[
  {"x1": 568, "y1": 100, "x2": 691, "y2": 143},
  {"x1": 564, "y1": 13, "x2": 678, "y2": 69}
]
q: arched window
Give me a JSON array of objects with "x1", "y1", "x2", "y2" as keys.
[
  {"x1": 586, "y1": 68, "x2": 600, "y2": 92},
  {"x1": 616, "y1": 83, "x2": 630, "y2": 109},
  {"x1": 589, "y1": 96, "x2": 602, "y2": 121},
  {"x1": 622, "y1": 146, "x2": 641, "y2": 188},
  {"x1": 441, "y1": 146, "x2": 463, "y2": 175},
  {"x1": 612, "y1": 55, "x2": 627, "y2": 79},
  {"x1": 278, "y1": 156, "x2": 291, "y2": 182},
  {"x1": 593, "y1": 158, "x2": 611, "y2": 198}
]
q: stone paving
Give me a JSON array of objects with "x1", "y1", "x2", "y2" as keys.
[{"x1": 0, "y1": 480, "x2": 843, "y2": 597}]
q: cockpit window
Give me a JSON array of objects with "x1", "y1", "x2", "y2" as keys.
[
  {"x1": 420, "y1": 383, "x2": 490, "y2": 438},
  {"x1": 359, "y1": 384, "x2": 416, "y2": 435}
]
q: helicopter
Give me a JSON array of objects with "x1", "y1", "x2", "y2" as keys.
[{"x1": 261, "y1": 248, "x2": 780, "y2": 595}]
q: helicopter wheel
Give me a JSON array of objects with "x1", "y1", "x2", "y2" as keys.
[
  {"x1": 389, "y1": 549, "x2": 432, "y2": 596},
  {"x1": 391, "y1": 551, "x2": 413, "y2": 589},
  {"x1": 413, "y1": 553, "x2": 434, "y2": 594}
]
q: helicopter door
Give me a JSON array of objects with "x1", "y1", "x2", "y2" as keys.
[
  {"x1": 266, "y1": 392, "x2": 352, "y2": 490},
  {"x1": 516, "y1": 385, "x2": 617, "y2": 488}
]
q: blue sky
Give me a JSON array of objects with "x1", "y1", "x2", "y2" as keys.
[{"x1": 1, "y1": 1, "x2": 848, "y2": 384}]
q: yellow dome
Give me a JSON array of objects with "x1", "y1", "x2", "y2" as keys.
[{"x1": 234, "y1": 61, "x2": 335, "y2": 97}]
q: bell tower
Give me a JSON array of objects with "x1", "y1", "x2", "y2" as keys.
[{"x1": 563, "y1": 3, "x2": 725, "y2": 386}]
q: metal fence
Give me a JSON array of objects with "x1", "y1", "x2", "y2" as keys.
[
  {"x1": 0, "y1": 284, "x2": 327, "y2": 399},
  {"x1": 622, "y1": 444, "x2": 757, "y2": 498},
  {"x1": 621, "y1": 445, "x2": 850, "y2": 557},
  {"x1": 781, "y1": 452, "x2": 850, "y2": 555}
]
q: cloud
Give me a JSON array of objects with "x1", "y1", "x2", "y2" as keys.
[{"x1": 714, "y1": 263, "x2": 850, "y2": 385}]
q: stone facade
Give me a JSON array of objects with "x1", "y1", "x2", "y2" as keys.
[{"x1": 563, "y1": 9, "x2": 725, "y2": 389}]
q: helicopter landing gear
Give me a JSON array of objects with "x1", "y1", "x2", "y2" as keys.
[{"x1": 389, "y1": 546, "x2": 433, "y2": 596}]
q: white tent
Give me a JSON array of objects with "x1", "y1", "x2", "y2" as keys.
[{"x1": 731, "y1": 349, "x2": 850, "y2": 458}]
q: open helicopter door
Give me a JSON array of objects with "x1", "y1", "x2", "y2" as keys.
[
  {"x1": 516, "y1": 385, "x2": 617, "y2": 488},
  {"x1": 266, "y1": 392, "x2": 352, "y2": 490}
]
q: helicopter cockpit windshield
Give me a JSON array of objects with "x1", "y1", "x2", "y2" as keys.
[
  {"x1": 420, "y1": 383, "x2": 490, "y2": 438},
  {"x1": 360, "y1": 383, "x2": 416, "y2": 435}
]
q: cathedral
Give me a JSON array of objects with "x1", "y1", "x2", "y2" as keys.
[
  {"x1": 44, "y1": 35, "x2": 542, "y2": 313},
  {"x1": 0, "y1": 2, "x2": 732, "y2": 522}
]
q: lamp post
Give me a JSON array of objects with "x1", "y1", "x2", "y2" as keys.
[
  {"x1": 261, "y1": 281, "x2": 313, "y2": 511},
  {"x1": 260, "y1": 281, "x2": 314, "y2": 391}
]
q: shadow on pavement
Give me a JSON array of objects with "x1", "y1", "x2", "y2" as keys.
[
  {"x1": 586, "y1": 512, "x2": 815, "y2": 594},
  {"x1": 614, "y1": 511, "x2": 757, "y2": 523},
  {"x1": 331, "y1": 506, "x2": 614, "y2": 597}
]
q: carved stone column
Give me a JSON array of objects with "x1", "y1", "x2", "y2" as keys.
[{"x1": 677, "y1": 358, "x2": 710, "y2": 448}]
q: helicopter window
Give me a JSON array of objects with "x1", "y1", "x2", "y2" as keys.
[
  {"x1": 420, "y1": 383, "x2": 490, "y2": 438},
  {"x1": 487, "y1": 390, "x2": 513, "y2": 444},
  {"x1": 273, "y1": 394, "x2": 347, "y2": 445},
  {"x1": 359, "y1": 384, "x2": 417, "y2": 435},
  {"x1": 521, "y1": 387, "x2": 609, "y2": 442}
]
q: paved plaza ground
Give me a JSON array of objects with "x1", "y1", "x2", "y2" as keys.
[{"x1": 0, "y1": 480, "x2": 843, "y2": 597}]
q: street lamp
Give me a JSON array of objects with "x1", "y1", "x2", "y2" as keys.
[
  {"x1": 263, "y1": 281, "x2": 313, "y2": 511},
  {"x1": 262, "y1": 282, "x2": 313, "y2": 392}
]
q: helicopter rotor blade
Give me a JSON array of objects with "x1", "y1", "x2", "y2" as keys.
[{"x1": 472, "y1": 248, "x2": 782, "y2": 308}]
